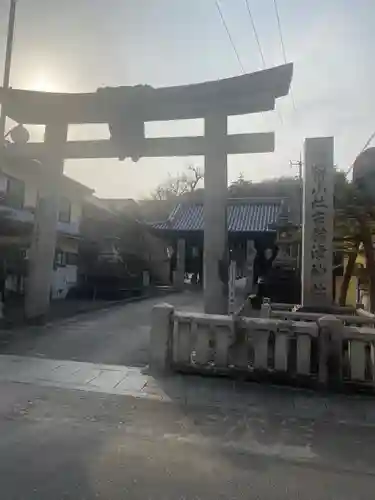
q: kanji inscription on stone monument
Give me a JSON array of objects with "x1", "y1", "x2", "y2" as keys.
[{"x1": 302, "y1": 137, "x2": 334, "y2": 307}]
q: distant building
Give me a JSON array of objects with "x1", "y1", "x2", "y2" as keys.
[
  {"x1": 0, "y1": 157, "x2": 93, "y2": 299},
  {"x1": 79, "y1": 196, "x2": 171, "y2": 292},
  {"x1": 0, "y1": 156, "x2": 176, "y2": 304}
]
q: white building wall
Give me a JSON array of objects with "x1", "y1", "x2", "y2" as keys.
[
  {"x1": 51, "y1": 265, "x2": 78, "y2": 299},
  {"x1": 0, "y1": 166, "x2": 87, "y2": 301}
]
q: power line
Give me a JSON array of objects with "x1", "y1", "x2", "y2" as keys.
[
  {"x1": 243, "y1": 0, "x2": 285, "y2": 124},
  {"x1": 273, "y1": 0, "x2": 287, "y2": 65},
  {"x1": 215, "y1": 0, "x2": 245, "y2": 74},
  {"x1": 272, "y1": 0, "x2": 296, "y2": 111},
  {"x1": 290, "y1": 156, "x2": 303, "y2": 181},
  {"x1": 244, "y1": 0, "x2": 266, "y2": 68}
]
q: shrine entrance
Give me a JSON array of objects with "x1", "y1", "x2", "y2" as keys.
[{"x1": 1, "y1": 63, "x2": 293, "y2": 319}]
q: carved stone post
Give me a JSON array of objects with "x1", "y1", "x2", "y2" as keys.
[
  {"x1": 317, "y1": 315, "x2": 343, "y2": 386},
  {"x1": 302, "y1": 137, "x2": 334, "y2": 307},
  {"x1": 25, "y1": 122, "x2": 68, "y2": 321},
  {"x1": 228, "y1": 260, "x2": 236, "y2": 314},
  {"x1": 173, "y1": 238, "x2": 186, "y2": 290},
  {"x1": 149, "y1": 303, "x2": 174, "y2": 372},
  {"x1": 204, "y1": 113, "x2": 228, "y2": 314},
  {"x1": 245, "y1": 239, "x2": 256, "y2": 295}
]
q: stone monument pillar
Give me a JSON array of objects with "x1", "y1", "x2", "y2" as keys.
[
  {"x1": 204, "y1": 113, "x2": 228, "y2": 314},
  {"x1": 301, "y1": 137, "x2": 334, "y2": 307},
  {"x1": 25, "y1": 122, "x2": 68, "y2": 320}
]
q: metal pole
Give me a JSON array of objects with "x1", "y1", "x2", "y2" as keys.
[
  {"x1": 0, "y1": 0, "x2": 17, "y2": 142},
  {"x1": 0, "y1": 0, "x2": 16, "y2": 320}
]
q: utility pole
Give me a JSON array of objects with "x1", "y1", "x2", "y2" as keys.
[
  {"x1": 0, "y1": 0, "x2": 17, "y2": 143},
  {"x1": 0, "y1": 0, "x2": 16, "y2": 320},
  {"x1": 290, "y1": 155, "x2": 303, "y2": 271},
  {"x1": 290, "y1": 156, "x2": 302, "y2": 181}
]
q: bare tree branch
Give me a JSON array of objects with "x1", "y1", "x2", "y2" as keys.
[{"x1": 151, "y1": 164, "x2": 204, "y2": 200}]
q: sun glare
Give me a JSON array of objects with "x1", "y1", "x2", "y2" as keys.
[{"x1": 28, "y1": 72, "x2": 60, "y2": 92}]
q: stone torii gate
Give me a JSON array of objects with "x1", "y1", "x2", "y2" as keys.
[{"x1": 1, "y1": 63, "x2": 293, "y2": 319}]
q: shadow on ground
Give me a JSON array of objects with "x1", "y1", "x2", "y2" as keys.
[
  {"x1": 2, "y1": 378, "x2": 375, "y2": 499},
  {"x1": 147, "y1": 369, "x2": 375, "y2": 474}
]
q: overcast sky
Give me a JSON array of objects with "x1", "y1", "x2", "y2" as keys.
[{"x1": 0, "y1": 0, "x2": 374, "y2": 199}]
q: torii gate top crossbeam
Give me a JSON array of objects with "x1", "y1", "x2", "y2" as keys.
[{"x1": 0, "y1": 64, "x2": 292, "y2": 125}]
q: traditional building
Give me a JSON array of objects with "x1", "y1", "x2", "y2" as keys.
[{"x1": 152, "y1": 197, "x2": 301, "y2": 302}]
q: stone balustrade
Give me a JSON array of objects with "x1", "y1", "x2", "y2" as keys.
[
  {"x1": 150, "y1": 303, "x2": 375, "y2": 390},
  {"x1": 269, "y1": 303, "x2": 296, "y2": 311},
  {"x1": 342, "y1": 325, "x2": 375, "y2": 382},
  {"x1": 270, "y1": 310, "x2": 375, "y2": 327},
  {"x1": 357, "y1": 308, "x2": 375, "y2": 320}
]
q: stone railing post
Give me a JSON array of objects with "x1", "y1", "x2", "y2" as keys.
[
  {"x1": 150, "y1": 303, "x2": 174, "y2": 372},
  {"x1": 317, "y1": 315, "x2": 343, "y2": 386}
]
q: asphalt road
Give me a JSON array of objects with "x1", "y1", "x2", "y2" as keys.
[
  {"x1": 2, "y1": 289, "x2": 375, "y2": 498},
  {"x1": 0, "y1": 291, "x2": 201, "y2": 367},
  {"x1": 1, "y1": 380, "x2": 375, "y2": 500}
]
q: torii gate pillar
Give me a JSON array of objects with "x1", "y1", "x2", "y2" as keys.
[
  {"x1": 204, "y1": 113, "x2": 228, "y2": 314},
  {"x1": 25, "y1": 122, "x2": 67, "y2": 321}
]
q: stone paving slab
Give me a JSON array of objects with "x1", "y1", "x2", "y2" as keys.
[
  {"x1": 1, "y1": 354, "x2": 375, "y2": 426},
  {"x1": 0, "y1": 355, "x2": 148, "y2": 397}
]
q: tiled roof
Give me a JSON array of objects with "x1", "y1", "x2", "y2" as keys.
[{"x1": 153, "y1": 198, "x2": 283, "y2": 233}]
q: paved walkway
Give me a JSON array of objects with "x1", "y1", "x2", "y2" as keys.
[{"x1": 0, "y1": 291, "x2": 202, "y2": 366}]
